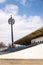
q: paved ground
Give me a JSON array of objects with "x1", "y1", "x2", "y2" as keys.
[{"x1": 0, "y1": 59, "x2": 43, "y2": 65}]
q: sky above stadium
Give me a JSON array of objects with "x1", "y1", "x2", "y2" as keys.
[{"x1": 0, "y1": 0, "x2": 43, "y2": 45}]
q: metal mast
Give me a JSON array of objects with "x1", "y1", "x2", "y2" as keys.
[{"x1": 8, "y1": 15, "x2": 15, "y2": 47}]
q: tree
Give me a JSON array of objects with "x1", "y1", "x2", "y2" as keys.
[{"x1": 0, "y1": 42, "x2": 6, "y2": 48}]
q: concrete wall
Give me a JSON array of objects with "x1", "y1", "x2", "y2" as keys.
[{"x1": 31, "y1": 36, "x2": 43, "y2": 45}]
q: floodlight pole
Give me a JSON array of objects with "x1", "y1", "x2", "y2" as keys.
[
  {"x1": 8, "y1": 15, "x2": 15, "y2": 47},
  {"x1": 11, "y1": 24, "x2": 13, "y2": 47}
]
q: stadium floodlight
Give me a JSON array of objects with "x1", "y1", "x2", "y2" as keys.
[{"x1": 8, "y1": 15, "x2": 15, "y2": 47}]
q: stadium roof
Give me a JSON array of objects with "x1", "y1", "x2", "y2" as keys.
[{"x1": 14, "y1": 27, "x2": 43, "y2": 45}]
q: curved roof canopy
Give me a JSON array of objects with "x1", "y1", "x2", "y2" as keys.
[{"x1": 14, "y1": 27, "x2": 43, "y2": 45}]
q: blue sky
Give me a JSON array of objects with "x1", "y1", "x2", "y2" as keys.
[
  {"x1": 0, "y1": 0, "x2": 43, "y2": 16},
  {"x1": 0, "y1": 0, "x2": 43, "y2": 45}
]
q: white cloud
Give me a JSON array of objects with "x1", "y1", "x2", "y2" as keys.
[
  {"x1": 14, "y1": 15, "x2": 43, "y2": 41},
  {"x1": 0, "y1": 4, "x2": 43, "y2": 45},
  {"x1": 20, "y1": 0, "x2": 27, "y2": 6},
  {"x1": 3, "y1": 4, "x2": 18, "y2": 15},
  {"x1": 0, "y1": 0, "x2": 6, "y2": 3},
  {"x1": 17, "y1": 0, "x2": 27, "y2": 6}
]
